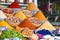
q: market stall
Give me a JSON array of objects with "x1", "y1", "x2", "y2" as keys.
[{"x1": 0, "y1": 0, "x2": 60, "y2": 40}]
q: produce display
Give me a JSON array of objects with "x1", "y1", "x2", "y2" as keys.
[{"x1": 0, "y1": 1, "x2": 59, "y2": 40}]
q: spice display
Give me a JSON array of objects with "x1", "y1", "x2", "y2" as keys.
[
  {"x1": 25, "y1": 2, "x2": 39, "y2": 11},
  {"x1": 16, "y1": 26, "x2": 22, "y2": 32},
  {"x1": 2, "y1": 8, "x2": 14, "y2": 17},
  {"x1": 19, "y1": 18, "x2": 36, "y2": 30},
  {"x1": 21, "y1": 28, "x2": 33, "y2": 37},
  {"x1": 8, "y1": 1, "x2": 21, "y2": 8},
  {"x1": 36, "y1": 29, "x2": 52, "y2": 36},
  {"x1": 0, "y1": 20, "x2": 13, "y2": 29},
  {"x1": 0, "y1": 1, "x2": 58, "y2": 40},
  {"x1": 37, "y1": 21, "x2": 56, "y2": 30},
  {"x1": 34, "y1": 11, "x2": 47, "y2": 20},
  {"x1": 6, "y1": 16, "x2": 20, "y2": 27},
  {"x1": 29, "y1": 17, "x2": 42, "y2": 27},
  {"x1": 22, "y1": 10, "x2": 33, "y2": 17},
  {"x1": 15, "y1": 11, "x2": 27, "y2": 20}
]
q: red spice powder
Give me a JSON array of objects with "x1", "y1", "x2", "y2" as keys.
[
  {"x1": 8, "y1": 1, "x2": 21, "y2": 8},
  {"x1": 19, "y1": 18, "x2": 36, "y2": 30}
]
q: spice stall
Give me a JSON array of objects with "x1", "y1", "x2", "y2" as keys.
[{"x1": 0, "y1": 0, "x2": 60, "y2": 40}]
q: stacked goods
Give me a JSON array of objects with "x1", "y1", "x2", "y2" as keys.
[
  {"x1": 18, "y1": 18, "x2": 36, "y2": 30},
  {"x1": 8, "y1": 1, "x2": 21, "y2": 8},
  {"x1": 28, "y1": 17, "x2": 43, "y2": 27},
  {"x1": 15, "y1": 11, "x2": 27, "y2": 20},
  {"x1": 0, "y1": 20, "x2": 13, "y2": 29},
  {"x1": 36, "y1": 21, "x2": 56, "y2": 31},
  {"x1": 25, "y1": 2, "x2": 39, "y2": 11},
  {"x1": 0, "y1": 1, "x2": 56, "y2": 40},
  {"x1": 34, "y1": 11, "x2": 47, "y2": 21},
  {"x1": 22, "y1": 10, "x2": 34, "y2": 17},
  {"x1": 5, "y1": 16, "x2": 20, "y2": 27},
  {"x1": 2, "y1": 8, "x2": 14, "y2": 17},
  {"x1": 8, "y1": 1, "x2": 21, "y2": 13},
  {"x1": 15, "y1": 26, "x2": 24, "y2": 32},
  {"x1": 20, "y1": 28, "x2": 33, "y2": 37}
]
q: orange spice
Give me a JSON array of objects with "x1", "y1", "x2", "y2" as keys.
[
  {"x1": 16, "y1": 26, "x2": 21, "y2": 32},
  {"x1": 34, "y1": 11, "x2": 47, "y2": 20},
  {"x1": 19, "y1": 18, "x2": 36, "y2": 30},
  {"x1": 25, "y1": 2, "x2": 39, "y2": 10}
]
